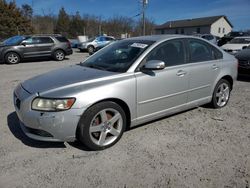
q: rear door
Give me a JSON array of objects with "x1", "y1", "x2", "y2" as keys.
[
  {"x1": 136, "y1": 39, "x2": 189, "y2": 121},
  {"x1": 33, "y1": 37, "x2": 55, "y2": 56},
  {"x1": 186, "y1": 39, "x2": 221, "y2": 103}
]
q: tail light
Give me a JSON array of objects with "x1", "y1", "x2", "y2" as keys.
[{"x1": 67, "y1": 41, "x2": 71, "y2": 48}]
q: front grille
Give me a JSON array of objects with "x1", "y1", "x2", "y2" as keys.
[
  {"x1": 24, "y1": 125, "x2": 53, "y2": 137},
  {"x1": 239, "y1": 60, "x2": 250, "y2": 69}
]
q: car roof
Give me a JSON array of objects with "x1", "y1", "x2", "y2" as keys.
[{"x1": 124, "y1": 34, "x2": 195, "y2": 42}]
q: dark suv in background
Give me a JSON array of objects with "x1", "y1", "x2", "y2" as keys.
[{"x1": 0, "y1": 34, "x2": 73, "y2": 64}]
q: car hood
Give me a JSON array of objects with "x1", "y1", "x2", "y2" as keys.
[
  {"x1": 21, "y1": 65, "x2": 118, "y2": 94},
  {"x1": 221, "y1": 43, "x2": 248, "y2": 50},
  {"x1": 235, "y1": 49, "x2": 250, "y2": 60}
]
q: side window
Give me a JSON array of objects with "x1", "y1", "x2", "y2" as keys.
[
  {"x1": 39, "y1": 37, "x2": 54, "y2": 44},
  {"x1": 188, "y1": 39, "x2": 213, "y2": 62},
  {"x1": 146, "y1": 40, "x2": 186, "y2": 67},
  {"x1": 31, "y1": 37, "x2": 40, "y2": 44},
  {"x1": 106, "y1": 37, "x2": 114, "y2": 41},
  {"x1": 211, "y1": 46, "x2": 223, "y2": 60},
  {"x1": 23, "y1": 37, "x2": 33, "y2": 44}
]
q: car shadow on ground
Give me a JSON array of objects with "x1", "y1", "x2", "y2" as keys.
[
  {"x1": 237, "y1": 75, "x2": 250, "y2": 82},
  {"x1": 0, "y1": 57, "x2": 70, "y2": 65},
  {"x1": 7, "y1": 112, "x2": 66, "y2": 148},
  {"x1": 7, "y1": 106, "x2": 208, "y2": 151}
]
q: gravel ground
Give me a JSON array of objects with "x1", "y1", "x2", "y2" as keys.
[{"x1": 0, "y1": 50, "x2": 250, "y2": 188}]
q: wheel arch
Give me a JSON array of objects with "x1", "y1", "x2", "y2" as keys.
[
  {"x1": 87, "y1": 45, "x2": 95, "y2": 49},
  {"x1": 4, "y1": 51, "x2": 22, "y2": 60},
  {"x1": 220, "y1": 75, "x2": 233, "y2": 90},
  {"x1": 76, "y1": 97, "x2": 131, "y2": 138},
  {"x1": 52, "y1": 48, "x2": 66, "y2": 55}
]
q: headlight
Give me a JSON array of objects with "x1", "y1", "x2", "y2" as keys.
[{"x1": 32, "y1": 98, "x2": 75, "y2": 111}]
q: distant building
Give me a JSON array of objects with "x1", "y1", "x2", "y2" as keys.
[{"x1": 155, "y1": 15, "x2": 233, "y2": 37}]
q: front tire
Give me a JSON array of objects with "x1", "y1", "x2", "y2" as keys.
[
  {"x1": 53, "y1": 50, "x2": 65, "y2": 61},
  {"x1": 77, "y1": 101, "x2": 126, "y2": 150},
  {"x1": 5, "y1": 52, "x2": 20, "y2": 64},
  {"x1": 211, "y1": 79, "x2": 231, "y2": 108}
]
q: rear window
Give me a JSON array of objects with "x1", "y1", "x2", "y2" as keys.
[{"x1": 55, "y1": 36, "x2": 69, "y2": 42}]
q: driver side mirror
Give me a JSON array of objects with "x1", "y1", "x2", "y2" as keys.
[{"x1": 142, "y1": 60, "x2": 166, "y2": 71}]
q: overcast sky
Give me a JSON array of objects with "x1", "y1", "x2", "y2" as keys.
[{"x1": 11, "y1": 0, "x2": 250, "y2": 30}]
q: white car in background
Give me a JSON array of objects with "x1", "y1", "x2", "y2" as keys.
[{"x1": 221, "y1": 36, "x2": 250, "y2": 55}]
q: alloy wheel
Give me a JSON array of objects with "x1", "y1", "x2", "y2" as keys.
[
  {"x1": 7, "y1": 53, "x2": 19, "y2": 64},
  {"x1": 215, "y1": 83, "x2": 230, "y2": 107},
  {"x1": 89, "y1": 108, "x2": 123, "y2": 146},
  {"x1": 55, "y1": 51, "x2": 65, "y2": 61}
]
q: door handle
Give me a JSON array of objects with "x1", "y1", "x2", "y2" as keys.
[
  {"x1": 212, "y1": 64, "x2": 219, "y2": 70},
  {"x1": 176, "y1": 70, "x2": 187, "y2": 77}
]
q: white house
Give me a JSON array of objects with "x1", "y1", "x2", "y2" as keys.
[{"x1": 155, "y1": 15, "x2": 233, "y2": 37}]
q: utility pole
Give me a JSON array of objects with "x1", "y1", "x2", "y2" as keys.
[
  {"x1": 142, "y1": 0, "x2": 148, "y2": 35},
  {"x1": 31, "y1": 0, "x2": 34, "y2": 27}
]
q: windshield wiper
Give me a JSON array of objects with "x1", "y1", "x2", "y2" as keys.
[{"x1": 84, "y1": 64, "x2": 107, "y2": 71}]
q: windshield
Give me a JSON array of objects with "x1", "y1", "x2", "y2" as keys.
[
  {"x1": 229, "y1": 38, "x2": 250, "y2": 44},
  {"x1": 81, "y1": 39, "x2": 155, "y2": 73},
  {"x1": 3, "y1": 35, "x2": 27, "y2": 45}
]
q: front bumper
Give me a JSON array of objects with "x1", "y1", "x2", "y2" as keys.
[
  {"x1": 65, "y1": 48, "x2": 73, "y2": 55},
  {"x1": 238, "y1": 60, "x2": 250, "y2": 75},
  {"x1": 13, "y1": 84, "x2": 85, "y2": 142}
]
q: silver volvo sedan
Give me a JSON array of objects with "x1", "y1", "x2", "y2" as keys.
[{"x1": 14, "y1": 35, "x2": 238, "y2": 150}]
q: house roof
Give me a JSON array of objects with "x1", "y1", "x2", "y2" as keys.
[{"x1": 155, "y1": 15, "x2": 233, "y2": 30}]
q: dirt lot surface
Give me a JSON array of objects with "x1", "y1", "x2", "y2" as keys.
[{"x1": 0, "y1": 50, "x2": 250, "y2": 188}]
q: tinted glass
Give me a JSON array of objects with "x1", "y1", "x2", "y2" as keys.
[
  {"x1": 81, "y1": 40, "x2": 155, "y2": 73},
  {"x1": 37, "y1": 37, "x2": 54, "y2": 44},
  {"x1": 211, "y1": 46, "x2": 223, "y2": 59},
  {"x1": 188, "y1": 39, "x2": 213, "y2": 62},
  {"x1": 146, "y1": 40, "x2": 186, "y2": 66},
  {"x1": 55, "y1": 36, "x2": 68, "y2": 42},
  {"x1": 105, "y1": 37, "x2": 114, "y2": 41}
]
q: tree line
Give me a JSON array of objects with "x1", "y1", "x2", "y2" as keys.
[{"x1": 0, "y1": 0, "x2": 155, "y2": 40}]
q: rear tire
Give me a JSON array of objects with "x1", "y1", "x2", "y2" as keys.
[
  {"x1": 53, "y1": 50, "x2": 65, "y2": 61},
  {"x1": 5, "y1": 52, "x2": 20, "y2": 64},
  {"x1": 211, "y1": 79, "x2": 231, "y2": 108},
  {"x1": 77, "y1": 101, "x2": 126, "y2": 150}
]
